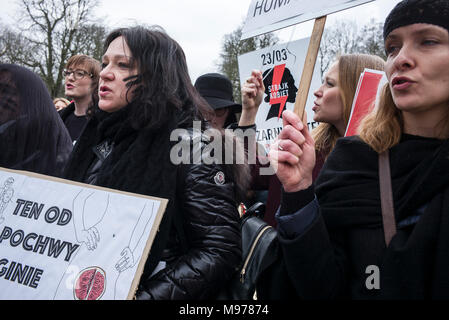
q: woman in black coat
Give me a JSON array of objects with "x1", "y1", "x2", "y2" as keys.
[
  {"x1": 63, "y1": 26, "x2": 247, "y2": 299},
  {"x1": 266, "y1": 0, "x2": 449, "y2": 299}
]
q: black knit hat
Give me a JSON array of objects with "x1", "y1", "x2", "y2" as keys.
[{"x1": 384, "y1": 0, "x2": 449, "y2": 40}]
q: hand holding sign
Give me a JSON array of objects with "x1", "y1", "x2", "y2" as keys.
[{"x1": 269, "y1": 110, "x2": 315, "y2": 193}]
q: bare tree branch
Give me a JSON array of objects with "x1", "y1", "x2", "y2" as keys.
[
  {"x1": 318, "y1": 19, "x2": 385, "y2": 78},
  {"x1": 3, "y1": 0, "x2": 101, "y2": 97}
]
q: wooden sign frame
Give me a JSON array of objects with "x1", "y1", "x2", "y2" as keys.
[{"x1": 293, "y1": 16, "x2": 327, "y2": 123}]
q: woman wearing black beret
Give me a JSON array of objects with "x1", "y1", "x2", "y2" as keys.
[{"x1": 263, "y1": 0, "x2": 449, "y2": 299}]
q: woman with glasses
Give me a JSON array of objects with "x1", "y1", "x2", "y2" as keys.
[{"x1": 60, "y1": 54, "x2": 101, "y2": 143}]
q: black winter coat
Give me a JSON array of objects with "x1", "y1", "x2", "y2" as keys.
[
  {"x1": 64, "y1": 107, "x2": 243, "y2": 299},
  {"x1": 259, "y1": 135, "x2": 449, "y2": 299},
  {"x1": 137, "y1": 159, "x2": 242, "y2": 299},
  {"x1": 58, "y1": 101, "x2": 75, "y2": 122}
]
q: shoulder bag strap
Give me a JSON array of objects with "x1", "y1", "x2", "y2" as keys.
[{"x1": 378, "y1": 150, "x2": 397, "y2": 246}]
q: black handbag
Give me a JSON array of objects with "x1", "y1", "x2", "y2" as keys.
[{"x1": 217, "y1": 203, "x2": 279, "y2": 300}]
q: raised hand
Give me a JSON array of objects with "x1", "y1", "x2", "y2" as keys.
[
  {"x1": 269, "y1": 110, "x2": 316, "y2": 192},
  {"x1": 239, "y1": 70, "x2": 265, "y2": 127}
]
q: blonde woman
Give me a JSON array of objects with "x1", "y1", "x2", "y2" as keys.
[
  {"x1": 268, "y1": 0, "x2": 449, "y2": 299},
  {"x1": 312, "y1": 54, "x2": 385, "y2": 161},
  {"x1": 241, "y1": 54, "x2": 384, "y2": 227}
]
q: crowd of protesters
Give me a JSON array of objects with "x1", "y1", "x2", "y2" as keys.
[{"x1": 0, "y1": 0, "x2": 448, "y2": 300}]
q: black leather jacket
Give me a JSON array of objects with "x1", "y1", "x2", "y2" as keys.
[
  {"x1": 84, "y1": 131, "x2": 242, "y2": 299},
  {"x1": 138, "y1": 161, "x2": 241, "y2": 299}
]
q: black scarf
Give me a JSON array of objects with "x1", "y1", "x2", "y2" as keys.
[
  {"x1": 316, "y1": 134, "x2": 449, "y2": 298},
  {"x1": 64, "y1": 104, "x2": 180, "y2": 278}
]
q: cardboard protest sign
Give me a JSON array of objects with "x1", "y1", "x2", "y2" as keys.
[
  {"x1": 345, "y1": 69, "x2": 388, "y2": 137},
  {"x1": 0, "y1": 167, "x2": 167, "y2": 300},
  {"x1": 238, "y1": 38, "x2": 322, "y2": 151},
  {"x1": 241, "y1": 0, "x2": 374, "y2": 40}
]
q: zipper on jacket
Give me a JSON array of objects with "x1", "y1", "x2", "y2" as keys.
[{"x1": 240, "y1": 225, "x2": 272, "y2": 283}]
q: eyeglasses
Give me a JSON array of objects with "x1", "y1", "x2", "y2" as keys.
[{"x1": 64, "y1": 69, "x2": 93, "y2": 80}]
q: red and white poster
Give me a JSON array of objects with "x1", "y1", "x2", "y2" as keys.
[
  {"x1": 238, "y1": 38, "x2": 322, "y2": 151},
  {"x1": 345, "y1": 69, "x2": 388, "y2": 137}
]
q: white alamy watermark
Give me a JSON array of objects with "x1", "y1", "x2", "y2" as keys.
[
  {"x1": 365, "y1": 265, "x2": 380, "y2": 290},
  {"x1": 169, "y1": 121, "x2": 275, "y2": 176}
]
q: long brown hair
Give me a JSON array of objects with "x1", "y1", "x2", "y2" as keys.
[{"x1": 313, "y1": 54, "x2": 385, "y2": 155}]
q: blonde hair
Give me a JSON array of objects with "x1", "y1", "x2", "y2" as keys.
[
  {"x1": 359, "y1": 84, "x2": 449, "y2": 153},
  {"x1": 53, "y1": 97, "x2": 70, "y2": 107},
  {"x1": 313, "y1": 54, "x2": 385, "y2": 155}
]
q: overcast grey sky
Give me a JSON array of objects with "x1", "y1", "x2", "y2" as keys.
[{"x1": 0, "y1": 0, "x2": 401, "y2": 82}]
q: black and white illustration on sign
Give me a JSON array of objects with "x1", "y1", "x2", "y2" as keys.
[
  {"x1": 0, "y1": 169, "x2": 166, "y2": 300},
  {"x1": 0, "y1": 177, "x2": 14, "y2": 224},
  {"x1": 263, "y1": 65, "x2": 298, "y2": 121},
  {"x1": 53, "y1": 189, "x2": 156, "y2": 300}
]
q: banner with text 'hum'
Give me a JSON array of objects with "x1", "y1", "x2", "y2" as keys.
[{"x1": 241, "y1": 0, "x2": 375, "y2": 40}]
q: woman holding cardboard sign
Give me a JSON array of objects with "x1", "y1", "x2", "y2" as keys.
[
  {"x1": 63, "y1": 26, "x2": 247, "y2": 299},
  {"x1": 269, "y1": 0, "x2": 449, "y2": 299}
]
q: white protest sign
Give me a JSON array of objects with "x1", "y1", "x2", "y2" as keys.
[
  {"x1": 0, "y1": 167, "x2": 167, "y2": 300},
  {"x1": 241, "y1": 0, "x2": 374, "y2": 40},
  {"x1": 238, "y1": 38, "x2": 322, "y2": 151}
]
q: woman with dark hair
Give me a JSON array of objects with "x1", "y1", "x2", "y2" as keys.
[
  {"x1": 267, "y1": 0, "x2": 449, "y2": 299},
  {"x1": 0, "y1": 64, "x2": 72, "y2": 177},
  {"x1": 63, "y1": 26, "x2": 245, "y2": 299}
]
